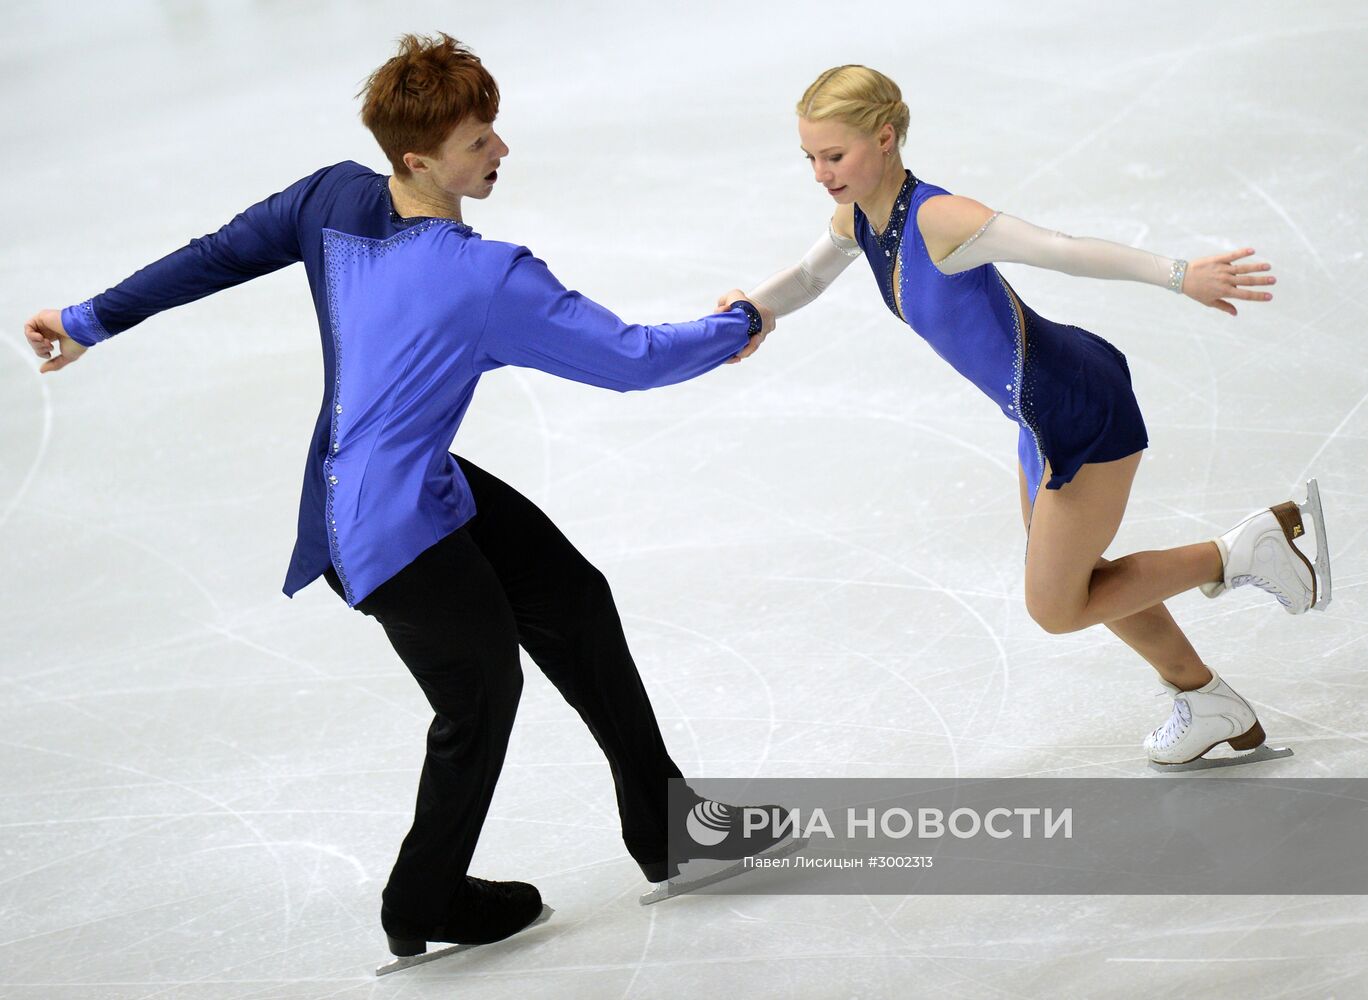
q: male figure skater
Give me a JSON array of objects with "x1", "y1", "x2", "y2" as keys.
[{"x1": 24, "y1": 33, "x2": 774, "y2": 959}]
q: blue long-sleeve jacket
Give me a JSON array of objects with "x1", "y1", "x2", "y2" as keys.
[{"x1": 61, "y1": 161, "x2": 750, "y2": 606}]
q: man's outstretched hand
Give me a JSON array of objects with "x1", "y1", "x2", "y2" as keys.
[{"x1": 25, "y1": 309, "x2": 86, "y2": 373}]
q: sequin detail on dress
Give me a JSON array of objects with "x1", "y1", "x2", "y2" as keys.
[
  {"x1": 996, "y1": 272, "x2": 1044, "y2": 473},
  {"x1": 853, "y1": 171, "x2": 918, "y2": 320}
]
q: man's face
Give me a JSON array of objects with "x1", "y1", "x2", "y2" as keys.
[{"x1": 408, "y1": 116, "x2": 509, "y2": 200}]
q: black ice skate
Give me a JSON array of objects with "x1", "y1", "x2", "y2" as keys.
[
  {"x1": 638, "y1": 799, "x2": 809, "y2": 906},
  {"x1": 375, "y1": 876, "x2": 552, "y2": 976}
]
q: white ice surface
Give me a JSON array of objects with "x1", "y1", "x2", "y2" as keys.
[{"x1": 3, "y1": 1, "x2": 1367, "y2": 998}]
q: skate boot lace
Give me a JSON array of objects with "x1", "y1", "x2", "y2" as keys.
[
  {"x1": 1230, "y1": 573, "x2": 1292, "y2": 607},
  {"x1": 1152, "y1": 696, "x2": 1193, "y2": 749}
]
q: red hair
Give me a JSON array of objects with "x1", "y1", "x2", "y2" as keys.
[{"x1": 360, "y1": 33, "x2": 500, "y2": 176}]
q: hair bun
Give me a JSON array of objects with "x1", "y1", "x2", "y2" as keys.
[{"x1": 797, "y1": 65, "x2": 909, "y2": 147}]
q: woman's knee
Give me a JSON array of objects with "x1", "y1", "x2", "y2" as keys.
[{"x1": 1024, "y1": 591, "x2": 1086, "y2": 635}]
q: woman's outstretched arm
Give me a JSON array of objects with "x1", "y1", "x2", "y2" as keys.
[{"x1": 919, "y1": 194, "x2": 1276, "y2": 317}]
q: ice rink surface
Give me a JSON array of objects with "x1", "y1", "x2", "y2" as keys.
[{"x1": 3, "y1": 1, "x2": 1367, "y2": 997}]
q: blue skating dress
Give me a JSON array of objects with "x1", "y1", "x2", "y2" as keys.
[{"x1": 853, "y1": 172, "x2": 1149, "y2": 505}]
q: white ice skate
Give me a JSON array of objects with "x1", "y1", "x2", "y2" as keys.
[
  {"x1": 1144, "y1": 670, "x2": 1292, "y2": 772},
  {"x1": 1198, "y1": 479, "x2": 1331, "y2": 614}
]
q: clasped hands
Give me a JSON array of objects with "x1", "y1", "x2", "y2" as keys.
[{"x1": 714, "y1": 289, "x2": 775, "y2": 365}]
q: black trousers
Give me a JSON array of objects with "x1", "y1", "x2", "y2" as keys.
[{"x1": 324, "y1": 455, "x2": 681, "y2": 929}]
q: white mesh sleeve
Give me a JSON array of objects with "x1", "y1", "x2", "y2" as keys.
[
  {"x1": 936, "y1": 212, "x2": 1185, "y2": 292},
  {"x1": 748, "y1": 224, "x2": 863, "y2": 316}
]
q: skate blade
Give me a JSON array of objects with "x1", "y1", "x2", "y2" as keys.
[
  {"x1": 1301, "y1": 478, "x2": 1332, "y2": 611},
  {"x1": 1148, "y1": 744, "x2": 1294, "y2": 774},
  {"x1": 638, "y1": 836, "x2": 810, "y2": 906},
  {"x1": 373, "y1": 904, "x2": 554, "y2": 977}
]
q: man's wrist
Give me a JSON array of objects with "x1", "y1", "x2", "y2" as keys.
[
  {"x1": 61, "y1": 299, "x2": 113, "y2": 347},
  {"x1": 729, "y1": 299, "x2": 763, "y2": 336}
]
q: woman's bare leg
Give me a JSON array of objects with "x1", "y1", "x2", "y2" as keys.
[
  {"x1": 1017, "y1": 460, "x2": 1212, "y2": 691},
  {"x1": 1022, "y1": 453, "x2": 1222, "y2": 630}
]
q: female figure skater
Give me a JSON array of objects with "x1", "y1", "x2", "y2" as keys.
[
  {"x1": 735, "y1": 65, "x2": 1331, "y2": 771},
  {"x1": 24, "y1": 35, "x2": 777, "y2": 960}
]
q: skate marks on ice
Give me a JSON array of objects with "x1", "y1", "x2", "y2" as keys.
[
  {"x1": 638, "y1": 835, "x2": 810, "y2": 906},
  {"x1": 374, "y1": 904, "x2": 555, "y2": 977}
]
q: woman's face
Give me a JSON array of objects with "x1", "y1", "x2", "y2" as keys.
[
  {"x1": 798, "y1": 117, "x2": 892, "y2": 204},
  {"x1": 407, "y1": 116, "x2": 509, "y2": 201}
]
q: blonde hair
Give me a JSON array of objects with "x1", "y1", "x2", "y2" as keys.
[{"x1": 797, "y1": 65, "x2": 909, "y2": 147}]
